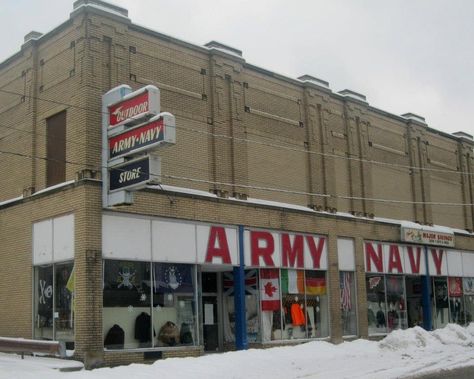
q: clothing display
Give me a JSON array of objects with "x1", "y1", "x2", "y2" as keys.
[
  {"x1": 376, "y1": 309, "x2": 386, "y2": 328},
  {"x1": 134, "y1": 312, "x2": 153, "y2": 343},
  {"x1": 179, "y1": 323, "x2": 193, "y2": 344},
  {"x1": 104, "y1": 324, "x2": 125, "y2": 349},
  {"x1": 387, "y1": 310, "x2": 399, "y2": 330},
  {"x1": 450, "y1": 299, "x2": 462, "y2": 323},
  {"x1": 158, "y1": 321, "x2": 180, "y2": 346},
  {"x1": 290, "y1": 303, "x2": 305, "y2": 326}
]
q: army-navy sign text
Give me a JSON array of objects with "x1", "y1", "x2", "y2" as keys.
[{"x1": 108, "y1": 113, "x2": 176, "y2": 159}]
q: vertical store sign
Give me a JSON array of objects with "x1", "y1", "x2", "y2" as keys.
[{"x1": 102, "y1": 85, "x2": 175, "y2": 207}]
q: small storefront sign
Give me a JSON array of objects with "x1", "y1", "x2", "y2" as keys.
[
  {"x1": 401, "y1": 227, "x2": 454, "y2": 247},
  {"x1": 109, "y1": 155, "x2": 161, "y2": 192}
]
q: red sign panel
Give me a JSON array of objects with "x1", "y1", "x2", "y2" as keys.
[
  {"x1": 107, "y1": 86, "x2": 160, "y2": 128},
  {"x1": 109, "y1": 119, "x2": 163, "y2": 158},
  {"x1": 108, "y1": 113, "x2": 176, "y2": 159}
]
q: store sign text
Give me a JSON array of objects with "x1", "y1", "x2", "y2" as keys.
[
  {"x1": 250, "y1": 231, "x2": 325, "y2": 269},
  {"x1": 107, "y1": 86, "x2": 160, "y2": 128},
  {"x1": 108, "y1": 113, "x2": 176, "y2": 159},
  {"x1": 364, "y1": 242, "x2": 449, "y2": 275},
  {"x1": 203, "y1": 227, "x2": 327, "y2": 268},
  {"x1": 402, "y1": 227, "x2": 454, "y2": 247}
]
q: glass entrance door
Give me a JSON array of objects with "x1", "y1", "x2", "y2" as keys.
[
  {"x1": 406, "y1": 276, "x2": 423, "y2": 328},
  {"x1": 201, "y1": 272, "x2": 221, "y2": 352},
  {"x1": 202, "y1": 295, "x2": 219, "y2": 351}
]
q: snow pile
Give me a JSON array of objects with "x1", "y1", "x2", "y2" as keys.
[
  {"x1": 379, "y1": 323, "x2": 474, "y2": 352},
  {"x1": 432, "y1": 323, "x2": 474, "y2": 346},
  {"x1": 2, "y1": 324, "x2": 474, "y2": 379},
  {"x1": 378, "y1": 326, "x2": 438, "y2": 350}
]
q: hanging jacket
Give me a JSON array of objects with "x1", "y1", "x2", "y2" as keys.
[
  {"x1": 135, "y1": 312, "x2": 153, "y2": 343},
  {"x1": 290, "y1": 303, "x2": 305, "y2": 326},
  {"x1": 104, "y1": 324, "x2": 125, "y2": 349}
]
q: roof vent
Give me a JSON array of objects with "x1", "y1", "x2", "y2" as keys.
[
  {"x1": 205, "y1": 41, "x2": 242, "y2": 57},
  {"x1": 453, "y1": 131, "x2": 473, "y2": 141},
  {"x1": 298, "y1": 75, "x2": 330, "y2": 89},
  {"x1": 338, "y1": 89, "x2": 367, "y2": 102},
  {"x1": 401, "y1": 113, "x2": 426, "y2": 124},
  {"x1": 24, "y1": 31, "x2": 43, "y2": 43},
  {"x1": 73, "y1": 0, "x2": 128, "y2": 17}
]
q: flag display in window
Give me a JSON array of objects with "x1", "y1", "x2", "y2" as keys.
[
  {"x1": 260, "y1": 269, "x2": 280, "y2": 311},
  {"x1": 340, "y1": 272, "x2": 352, "y2": 311}
]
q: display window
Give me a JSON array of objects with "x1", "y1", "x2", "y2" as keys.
[
  {"x1": 259, "y1": 269, "x2": 328, "y2": 342},
  {"x1": 340, "y1": 271, "x2": 357, "y2": 336},
  {"x1": 153, "y1": 263, "x2": 197, "y2": 348},
  {"x1": 103, "y1": 259, "x2": 198, "y2": 350},
  {"x1": 432, "y1": 277, "x2": 449, "y2": 329},
  {"x1": 223, "y1": 270, "x2": 259, "y2": 344},
  {"x1": 462, "y1": 277, "x2": 474, "y2": 325},
  {"x1": 34, "y1": 262, "x2": 74, "y2": 347},
  {"x1": 405, "y1": 276, "x2": 423, "y2": 328},
  {"x1": 448, "y1": 277, "x2": 464, "y2": 325},
  {"x1": 280, "y1": 269, "x2": 306, "y2": 340},
  {"x1": 366, "y1": 275, "x2": 387, "y2": 334},
  {"x1": 54, "y1": 263, "x2": 75, "y2": 343},
  {"x1": 305, "y1": 270, "x2": 329, "y2": 338},
  {"x1": 366, "y1": 274, "x2": 412, "y2": 335},
  {"x1": 386, "y1": 276, "x2": 407, "y2": 332}
]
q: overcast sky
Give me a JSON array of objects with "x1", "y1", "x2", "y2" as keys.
[{"x1": 1, "y1": 0, "x2": 473, "y2": 136}]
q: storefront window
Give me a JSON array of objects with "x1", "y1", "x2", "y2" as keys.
[
  {"x1": 54, "y1": 263, "x2": 74, "y2": 344},
  {"x1": 386, "y1": 275, "x2": 407, "y2": 332},
  {"x1": 463, "y1": 277, "x2": 474, "y2": 325},
  {"x1": 281, "y1": 269, "x2": 306, "y2": 340},
  {"x1": 306, "y1": 270, "x2": 329, "y2": 338},
  {"x1": 259, "y1": 268, "x2": 281, "y2": 342},
  {"x1": 223, "y1": 270, "x2": 259, "y2": 344},
  {"x1": 340, "y1": 271, "x2": 357, "y2": 336},
  {"x1": 259, "y1": 268, "x2": 328, "y2": 342},
  {"x1": 406, "y1": 276, "x2": 423, "y2": 328},
  {"x1": 432, "y1": 277, "x2": 449, "y2": 329},
  {"x1": 448, "y1": 277, "x2": 464, "y2": 325},
  {"x1": 103, "y1": 260, "x2": 152, "y2": 349},
  {"x1": 34, "y1": 265, "x2": 54, "y2": 340},
  {"x1": 366, "y1": 275, "x2": 387, "y2": 334},
  {"x1": 34, "y1": 262, "x2": 74, "y2": 347},
  {"x1": 103, "y1": 260, "x2": 198, "y2": 350},
  {"x1": 153, "y1": 263, "x2": 197, "y2": 347}
]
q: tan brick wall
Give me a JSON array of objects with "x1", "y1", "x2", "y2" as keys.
[
  {"x1": 2, "y1": 5, "x2": 473, "y2": 229},
  {"x1": 0, "y1": 3, "x2": 473, "y2": 368}
]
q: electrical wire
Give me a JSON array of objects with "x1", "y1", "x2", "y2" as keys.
[
  {"x1": 2, "y1": 147, "x2": 474, "y2": 208},
  {"x1": 0, "y1": 88, "x2": 473, "y2": 178}
]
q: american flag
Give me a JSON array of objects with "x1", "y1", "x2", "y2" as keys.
[
  {"x1": 223, "y1": 270, "x2": 257, "y2": 296},
  {"x1": 340, "y1": 272, "x2": 352, "y2": 311}
]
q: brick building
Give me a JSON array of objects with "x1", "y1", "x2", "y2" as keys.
[{"x1": 0, "y1": 0, "x2": 473, "y2": 368}]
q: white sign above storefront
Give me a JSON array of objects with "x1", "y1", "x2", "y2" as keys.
[
  {"x1": 102, "y1": 214, "x2": 328, "y2": 269},
  {"x1": 401, "y1": 227, "x2": 454, "y2": 247}
]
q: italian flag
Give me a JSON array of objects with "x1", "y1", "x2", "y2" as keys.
[
  {"x1": 281, "y1": 269, "x2": 305, "y2": 294},
  {"x1": 260, "y1": 269, "x2": 280, "y2": 311}
]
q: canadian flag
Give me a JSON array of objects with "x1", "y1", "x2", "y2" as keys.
[{"x1": 260, "y1": 269, "x2": 280, "y2": 311}]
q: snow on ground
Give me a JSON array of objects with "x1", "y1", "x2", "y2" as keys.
[{"x1": 2, "y1": 324, "x2": 474, "y2": 379}]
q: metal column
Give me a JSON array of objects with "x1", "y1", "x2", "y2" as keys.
[{"x1": 233, "y1": 225, "x2": 248, "y2": 350}]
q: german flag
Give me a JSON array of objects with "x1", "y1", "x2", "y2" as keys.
[{"x1": 305, "y1": 271, "x2": 326, "y2": 295}]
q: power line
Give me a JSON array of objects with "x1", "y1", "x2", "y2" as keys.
[
  {"x1": 0, "y1": 88, "x2": 473, "y2": 178},
  {"x1": 2, "y1": 147, "x2": 474, "y2": 208}
]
